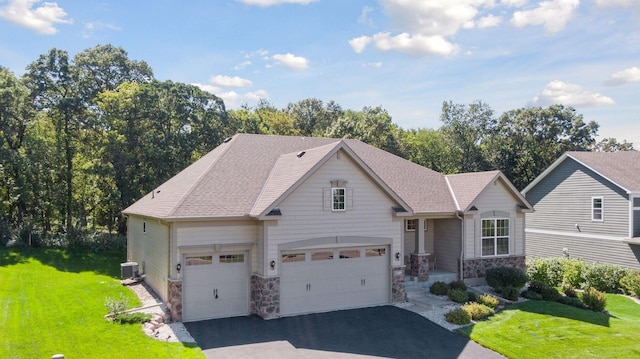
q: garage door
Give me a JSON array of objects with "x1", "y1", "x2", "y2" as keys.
[
  {"x1": 280, "y1": 246, "x2": 389, "y2": 316},
  {"x1": 182, "y1": 252, "x2": 249, "y2": 322}
]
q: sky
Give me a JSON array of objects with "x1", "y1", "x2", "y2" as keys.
[{"x1": 1, "y1": 0, "x2": 639, "y2": 145}]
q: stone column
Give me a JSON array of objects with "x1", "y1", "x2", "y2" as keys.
[
  {"x1": 167, "y1": 279, "x2": 183, "y2": 322},
  {"x1": 410, "y1": 253, "x2": 430, "y2": 281},
  {"x1": 250, "y1": 274, "x2": 280, "y2": 319},
  {"x1": 390, "y1": 266, "x2": 406, "y2": 302}
]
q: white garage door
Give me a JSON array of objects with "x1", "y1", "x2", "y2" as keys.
[
  {"x1": 182, "y1": 252, "x2": 249, "y2": 322},
  {"x1": 280, "y1": 246, "x2": 389, "y2": 316}
]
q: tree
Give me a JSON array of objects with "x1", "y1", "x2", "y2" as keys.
[
  {"x1": 325, "y1": 106, "x2": 402, "y2": 155},
  {"x1": 591, "y1": 138, "x2": 634, "y2": 152},
  {"x1": 485, "y1": 105, "x2": 599, "y2": 189},
  {"x1": 440, "y1": 100, "x2": 495, "y2": 173},
  {"x1": 286, "y1": 98, "x2": 343, "y2": 136},
  {"x1": 400, "y1": 128, "x2": 457, "y2": 173}
]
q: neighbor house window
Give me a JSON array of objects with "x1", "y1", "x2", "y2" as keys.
[
  {"x1": 592, "y1": 197, "x2": 603, "y2": 221},
  {"x1": 332, "y1": 187, "x2": 346, "y2": 211},
  {"x1": 482, "y1": 219, "x2": 509, "y2": 256},
  {"x1": 143, "y1": 221, "x2": 147, "y2": 234}
]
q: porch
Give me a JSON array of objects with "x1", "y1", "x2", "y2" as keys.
[{"x1": 404, "y1": 269, "x2": 458, "y2": 291}]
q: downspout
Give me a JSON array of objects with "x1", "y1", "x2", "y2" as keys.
[{"x1": 455, "y1": 211, "x2": 464, "y2": 281}]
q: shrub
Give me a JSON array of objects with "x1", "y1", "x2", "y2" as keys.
[
  {"x1": 467, "y1": 291, "x2": 478, "y2": 303},
  {"x1": 486, "y1": 267, "x2": 528, "y2": 291},
  {"x1": 448, "y1": 280, "x2": 467, "y2": 291},
  {"x1": 114, "y1": 312, "x2": 152, "y2": 324},
  {"x1": 561, "y1": 259, "x2": 587, "y2": 288},
  {"x1": 448, "y1": 289, "x2": 469, "y2": 304},
  {"x1": 526, "y1": 257, "x2": 563, "y2": 287},
  {"x1": 528, "y1": 281, "x2": 561, "y2": 301},
  {"x1": 462, "y1": 302, "x2": 494, "y2": 320},
  {"x1": 619, "y1": 271, "x2": 640, "y2": 298},
  {"x1": 584, "y1": 263, "x2": 629, "y2": 293},
  {"x1": 562, "y1": 285, "x2": 577, "y2": 298},
  {"x1": 477, "y1": 294, "x2": 500, "y2": 309},
  {"x1": 430, "y1": 281, "x2": 448, "y2": 296},
  {"x1": 500, "y1": 286, "x2": 520, "y2": 301},
  {"x1": 557, "y1": 295, "x2": 587, "y2": 310},
  {"x1": 521, "y1": 290, "x2": 543, "y2": 300},
  {"x1": 581, "y1": 287, "x2": 607, "y2": 312},
  {"x1": 445, "y1": 307, "x2": 471, "y2": 325},
  {"x1": 105, "y1": 293, "x2": 129, "y2": 318}
]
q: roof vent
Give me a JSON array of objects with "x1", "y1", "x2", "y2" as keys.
[
  {"x1": 223, "y1": 137, "x2": 232, "y2": 143},
  {"x1": 469, "y1": 205, "x2": 478, "y2": 211},
  {"x1": 297, "y1": 151, "x2": 306, "y2": 158}
]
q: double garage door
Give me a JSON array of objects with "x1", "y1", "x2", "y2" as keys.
[
  {"x1": 280, "y1": 246, "x2": 390, "y2": 316},
  {"x1": 182, "y1": 245, "x2": 390, "y2": 321},
  {"x1": 182, "y1": 252, "x2": 249, "y2": 322}
]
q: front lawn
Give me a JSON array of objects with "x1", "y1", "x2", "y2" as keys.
[
  {"x1": 458, "y1": 294, "x2": 640, "y2": 359},
  {"x1": 0, "y1": 248, "x2": 203, "y2": 359}
]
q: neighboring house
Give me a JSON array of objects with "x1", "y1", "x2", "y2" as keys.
[
  {"x1": 522, "y1": 151, "x2": 640, "y2": 269},
  {"x1": 123, "y1": 133, "x2": 532, "y2": 322}
]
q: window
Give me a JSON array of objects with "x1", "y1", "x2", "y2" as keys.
[
  {"x1": 339, "y1": 249, "x2": 360, "y2": 259},
  {"x1": 332, "y1": 187, "x2": 346, "y2": 211},
  {"x1": 312, "y1": 251, "x2": 333, "y2": 261},
  {"x1": 282, "y1": 253, "x2": 305, "y2": 263},
  {"x1": 186, "y1": 256, "x2": 213, "y2": 265},
  {"x1": 481, "y1": 219, "x2": 509, "y2": 256},
  {"x1": 592, "y1": 197, "x2": 603, "y2": 221},
  {"x1": 405, "y1": 219, "x2": 415, "y2": 231},
  {"x1": 366, "y1": 248, "x2": 386, "y2": 257},
  {"x1": 143, "y1": 221, "x2": 146, "y2": 234},
  {"x1": 405, "y1": 219, "x2": 427, "y2": 231},
  {"x1": 219, "y1": 254, "x2": 244, "y2": 263}
]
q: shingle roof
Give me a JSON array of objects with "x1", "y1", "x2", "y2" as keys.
[
  {"x1": 123, "y1": 133, "x2": 516, "y2": 219},
  {"x1": 567, "y1": 151, "x2": 640, "y2": 193},
  {"x1": 446, "y1": 171, "x2": 502, "y2": 211}
]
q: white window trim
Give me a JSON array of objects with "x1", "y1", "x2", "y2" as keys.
[
  {"x1": 332, "y1": 187, "x2": 346, "y2": 212},
  {"x1": 481, "y1": 218, "x2": 510, "y2": 257},
  {"x1": 405, "y1": 219, "x2": 427, "y2": 232},
  {"x1": 592, "y1": 197, "x2": 604, "y2": 222}
]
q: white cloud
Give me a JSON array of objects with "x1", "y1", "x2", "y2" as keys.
[
  {"x1": 532, "y1": 80, "x2": 615, "y2": 107},
  {"x1": 238, "y1": 0, "x2": 314, "y2": 6},
  {"x1": 272, "y1": 53, "x2": 309, "y2": 70},
  {"x1": 0, "y1": 0, "x2": 72, "y2": 34},
  {"x1": 193, "y1": 83, "x2": 268, "y2": 108},
  {"x1": 477, "y1": 14, "x2": 502, "y2": 28},
  {"x1": 370, "y1": 32, "x2": 459, "y2": 57},
  {"x1": 361, "y1": 62, "x2": 383, "y2": 68},
  {"x1": 605, "y1": 66, "x2": 640, "y2": 86},
  {"x1": 349, "y1": 36, "x2": 372, "y2": 53},
  {"x1": 500, "y1": 0, "x2": 527, "y2": 7},
  {"x1": 209, "y1": 75, "x2": 252, "y2": 88},
  {"x1": 595, "y1": 0, "x2": 640, "y2": 12},
  {"x1": 234, "y1": 61, "x2": 252, "y2": 70},
  {"x1": 358, "y1": 6, "x2": 374, "y2": 26},
  {"x1": 82, "y1": 21, "x2": 121, "y2": 38},
  {"x1": 511, "y1": 0, "x2": 579, "y2": 33},
  {"x1": 349, "y1": 0, "x2": 499, "y2": 57}
]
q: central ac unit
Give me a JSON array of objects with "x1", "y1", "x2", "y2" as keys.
[{"x1": 121, "y1": 262, "x2": 139, "y2": 279}]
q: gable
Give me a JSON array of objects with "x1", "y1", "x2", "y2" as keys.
[{"x1": 473, "y1": 177, "x2": 529, "y2": 214}]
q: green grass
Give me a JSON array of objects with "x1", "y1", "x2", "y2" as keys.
[
  {"x1": 458, "y1": 295, "x2": 640, "y2": 359},
  {"x1": 0, "y1": 248, "x2": 203, "y2": 359}
]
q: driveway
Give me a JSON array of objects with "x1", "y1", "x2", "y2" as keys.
[{"x1": 184, "y1": 306, "x2": 505, "y2": 359}]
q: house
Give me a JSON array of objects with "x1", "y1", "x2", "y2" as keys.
[
  {"x1": 123, "y1": 133, "x2": 532, "y2": 322},
  {"x1": 522, "y1": 151, "x2": 640, "y2": 269}
]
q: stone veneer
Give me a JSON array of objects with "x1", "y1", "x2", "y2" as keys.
[
  {"x1": 250, "y1": 274, "x2": 280, "y2": 319},
  {"x1": 167, "y1": 279, "x2": 183, "y2": 322},
  {"x1": 463, "y1": 256, "x2": 526, "y2": 279},
  {"x1": 410, "y1": 253, "x2": 430, "y2": 281},
  {"x1": 391, "y1": 266, "x2": 406, "y2": 302}
]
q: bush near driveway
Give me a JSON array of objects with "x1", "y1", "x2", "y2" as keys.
[{"x1": 0, "y1": 248, "x2": 203, "y2": 359}]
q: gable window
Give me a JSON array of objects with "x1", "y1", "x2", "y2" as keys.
[
  {"x1": 332, "y1": 187, "x2": 346, "y2": 211},
  {"x1": 592, "y1": 197, "x2": 603, "y2": 221},
  {"x1": 482, "y1": 219, "x2": 509, "y2": 256}
]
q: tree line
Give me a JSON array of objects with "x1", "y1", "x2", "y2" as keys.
[{"x1": 0, "y1": 44, "x2": 633, "y2": 243}]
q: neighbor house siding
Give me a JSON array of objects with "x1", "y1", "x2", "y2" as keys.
[
  {"x1": 265, "y1": 151, "x2": 401, "y2": 272},
  {"x1": 526, "y1": 159, "x2": 629, "y2": 237},
  {"x1": 527, "y1": 232, "x2": 640, "y2": 269},
  {"x1": 127, "y1": 215, "x2": 169, "y2": 301},
  {"x1": 434, "y1": 218, "x2": 462, "y2": 273}
]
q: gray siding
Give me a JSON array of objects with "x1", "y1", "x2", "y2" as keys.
[
  {"x1": 127, "y1": 215, "x2": 169, "y2": 301},
  {"x1": 526, "y1": 159, "x2": 629, "y2": 237},
  {"x1": 527, "y1": 232, "x2": 640, "y2": 269},
  {"x1": 434, "y1": 218, "x2": 462, "y2": 273}
]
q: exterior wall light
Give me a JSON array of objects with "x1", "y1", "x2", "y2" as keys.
[
  {"x1": 270, "y1": 260, "x2": 276, "y2": 270},
  {"x1": 395, "y1": 252, "x2": 401, "y2": 260},
  {"x1": 176, "y1": 263, "x2": 181, "y2": 272}
]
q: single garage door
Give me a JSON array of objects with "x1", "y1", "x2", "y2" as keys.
[
  {"x1": 182, "y1": 252, "x2": 249, "y2": 322},
  {"x1": 280, "y1": 246, "x2": 389, "y2": 316}
]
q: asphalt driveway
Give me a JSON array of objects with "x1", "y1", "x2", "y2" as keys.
[{"x1": 184, "y1": 305, "x2": 505, "y2": 359}]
